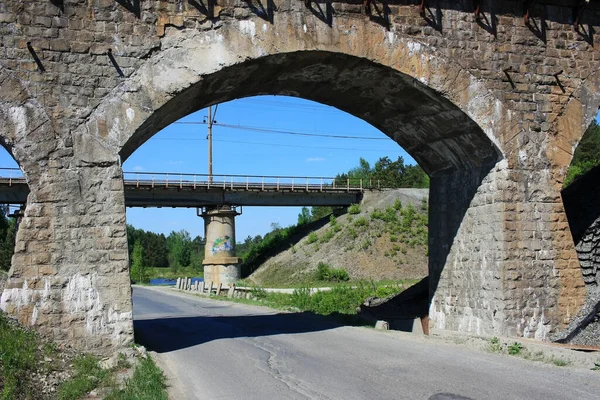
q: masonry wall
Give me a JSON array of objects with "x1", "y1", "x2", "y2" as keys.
[{"x1": 0, "y1": 0, "x2": 599, "y2": 352}]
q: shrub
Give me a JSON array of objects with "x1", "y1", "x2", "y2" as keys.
[
  {"x1": 393, "y1": 199, "x2": 403, "y2": 211},
  {"x1": 347, "y1": 227, "x2": 358, "y2": 240},
  {"x1": 307, "y1": 232, "x2": 319, "y2": 244},
  {"x1": 315, "y1": 262, "x2": 349, "y2": 282},
  {"x1": 354, "y1": 217, "x2": 368, "y2": 227},
  {"x1": 488, "y1": 337, "x2": 503, "y2": 353},
  {"x1": 319, "y1": 229, "x2": 335, "y2": 243},
  {"x1": 371, "y1": 209, "x2": 384, "y2": 220},
  {"x1": 348, "y1": 204, "x2": 361, "y2": 214},
  {"x1": 508, "y1": 342, "x2": 523, "y2": 355}
]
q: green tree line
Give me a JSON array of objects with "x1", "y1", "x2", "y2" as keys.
[
  {"x1": 126, "y1": 225, "x2": 205, "y2": 280},
  {"x1": 0, "y1": 207, "x2": 16, "y2": 272}
]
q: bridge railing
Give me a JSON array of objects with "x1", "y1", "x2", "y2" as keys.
[
  {"x1": 0, "y1": 168, "x2": 25, "y2": 185},
  {"x1": 122, "y1": 171, "x2": 379, "y2": 191},
  {"x1": 0, "y1": 168, "x2": 382, "y2": 191}
]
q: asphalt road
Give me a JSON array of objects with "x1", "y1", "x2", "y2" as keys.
[{"x1": 132, "y1": 286, "x2": 600, "y2": 400}]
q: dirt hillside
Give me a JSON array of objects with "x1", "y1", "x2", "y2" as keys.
[{"x1": 249, "y1": 189, "x2": 429, "y2": 286}]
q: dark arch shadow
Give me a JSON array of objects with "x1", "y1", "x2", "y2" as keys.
[
  {"x1": 119, "y1": 50, "x2": 503, "y2": 316},
  {"x1": 134, "y1": 312, "x2": 344, "y2": 353}
]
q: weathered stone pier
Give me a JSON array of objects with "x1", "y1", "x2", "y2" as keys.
[{"x1": 200, "y1": 205, "x2": 242, "y2": 285}]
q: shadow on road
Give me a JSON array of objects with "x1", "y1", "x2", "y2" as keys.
[{"x1": 134, "y1": 312, "x2": 343, "y2": 353}]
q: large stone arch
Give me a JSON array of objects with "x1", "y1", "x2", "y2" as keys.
[{"x1": 0, "y1": 4, "x2": 591, "y2": 353}]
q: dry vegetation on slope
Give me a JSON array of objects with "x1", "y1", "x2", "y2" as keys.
[{"x1": 249, "y1": 189, "x2": 429, "y2": 287}]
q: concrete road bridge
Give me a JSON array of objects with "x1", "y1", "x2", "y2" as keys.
[
  {"x1": 0, "y1": 168, "x2": 367, "y2": 207},
  {"x1": 1, "y1": 0, "x2": 600, "y2": 354}
]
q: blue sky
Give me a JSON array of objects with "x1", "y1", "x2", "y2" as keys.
[
  {"x1": 123, "y1": 95, "x2": 412, "y2": 241},
  {"x1": 0, "y1": 97, "x2": 598, "y2": 242}
]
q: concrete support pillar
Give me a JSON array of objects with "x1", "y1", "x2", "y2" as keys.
[{"x1": 201, "y1": 205, "x2": 241, "y2": 285}]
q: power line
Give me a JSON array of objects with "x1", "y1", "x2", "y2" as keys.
[
  {"x1": 173, "y1": 121, "x2": 388, "y2": 140},
  {"x1": 152, "y1": 137, "x2": 402, "y2": 153}
]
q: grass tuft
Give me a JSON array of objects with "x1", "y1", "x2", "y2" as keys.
[{"x1": 106, "y1": 357, "x2": 168, "y2": 400}]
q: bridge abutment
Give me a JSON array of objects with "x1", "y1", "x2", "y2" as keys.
[
  {"x1": 200, "y1": 206, "x2": 241, "y2": 286},
  {"x1": 0, "y1": 165, "x2": 134, "y2": 351}
]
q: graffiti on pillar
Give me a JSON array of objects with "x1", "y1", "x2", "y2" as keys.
[{"x1": 212, "y1": 236, "x2": 234, "y2": 254}]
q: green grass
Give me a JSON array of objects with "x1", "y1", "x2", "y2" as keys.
[
  {"x1": 592, "y1": 361, "x2": 600, "y2": 371},
  {"x1": 58, "y1": 355, "x2": 111, "y2": 400},
  {"x1": 220, "y1": 281, "x2": 408, "y2": 317},
  {"x1": 105, "y1": 357, "x2": 168, "y2": 400},
  {"x1": 0, "y1": 312, "x2": 168, "y2": 400},
  {"x1": 0, "y1": 313, "x2": 38, "y2": 399}
]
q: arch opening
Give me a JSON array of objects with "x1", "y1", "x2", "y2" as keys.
[
  {"x1": 112, "y1": 50, "x2": 503, "y2": 322},
  {"x1": 123, "y1": 95, "x2": 431, "y2": 289},
  {"x1": 559, "y1": 109, "x2": 600, "y2": 344}
]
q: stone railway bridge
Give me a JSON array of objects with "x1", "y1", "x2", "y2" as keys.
[{"x1": 0, "y1": 0, "x2": 599, "y2": 353}]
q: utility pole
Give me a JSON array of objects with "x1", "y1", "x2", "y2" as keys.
[{"x1": 207, "y1": 106, "x2": 213, "y2": 183}]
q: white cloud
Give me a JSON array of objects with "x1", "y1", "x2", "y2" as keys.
[
  {"x1": 168, "y1": 160, "x2": 184, "y2": 165},
  {"x1": 132, "y1": 165, "x2": 145, "y2": 171},
  {"x1": 306, "y1": 157, "x2": 326, "y2": 163}
]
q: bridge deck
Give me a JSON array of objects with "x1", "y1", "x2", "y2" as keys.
[{"x1": 0, "y1": 174, "x2": 366, "y2": 207}]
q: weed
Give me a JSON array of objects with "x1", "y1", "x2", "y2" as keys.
[
  {"x1": 250, "y1": 286, "x2": 268, "y2": 299},
  {"x1": 354, "y1": 217, "x2": 368, "y2": 227},
  {"x1": 390, "y1": 235, "x2": 397, "y2": 242},
  {"x1": 307, "y1": 232, "x2": 319, "y2": 244},
  {"x1": 329, "y1": 215, "x2": 337, "y2": 226},
  {"x1": 319, "y1": 229, "x2": 335, "y2": 243},
  {"x1": 551, "y1": 358, "x2": 570, "y2": 367},
  {"x1": 105, "y1": 356, "x2": 168, "y2": 400},
  {"x1": 0, "y1": 313, "x2": 38, "y2": 399},
  {"x1": 347, "y1": 227, "x2": 358, "y2": 240},
  {"x1": 290, "y1": 244, "x2": 297, "y2": 254},
  {"x1": 488, "y1": 337, "x2": 503, "y2": 353},
  {"x1": 523, "y1": 350, "x2": 545, "y2": 362},
  {"x1": 116, "y1": 353, "x2": 132, "y2": 370},
  {"x1": 58, "y1": 354, "x2": 110, "y2": 400},
  {"x1": 371, "y1": 209, "x2": 384, "y2": 220},
  {"x1": 393, "y1": 199, "x2": 402, "y2": 211},
  {"x1": 507, "y1": 342, "x2": 523, "y2": 356},
  {"x1": 348, "y1": 204, "x2": 361, "y2": 214},
  {"x1": 361, "y1": 239, "x2": 371, "y2": 250},
  {"x1": 290, "y1": 288, "x2": 312, "y2": 310},
  {"x1": 592, "y1": 361, "x2": 600, "y2": 371}
]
